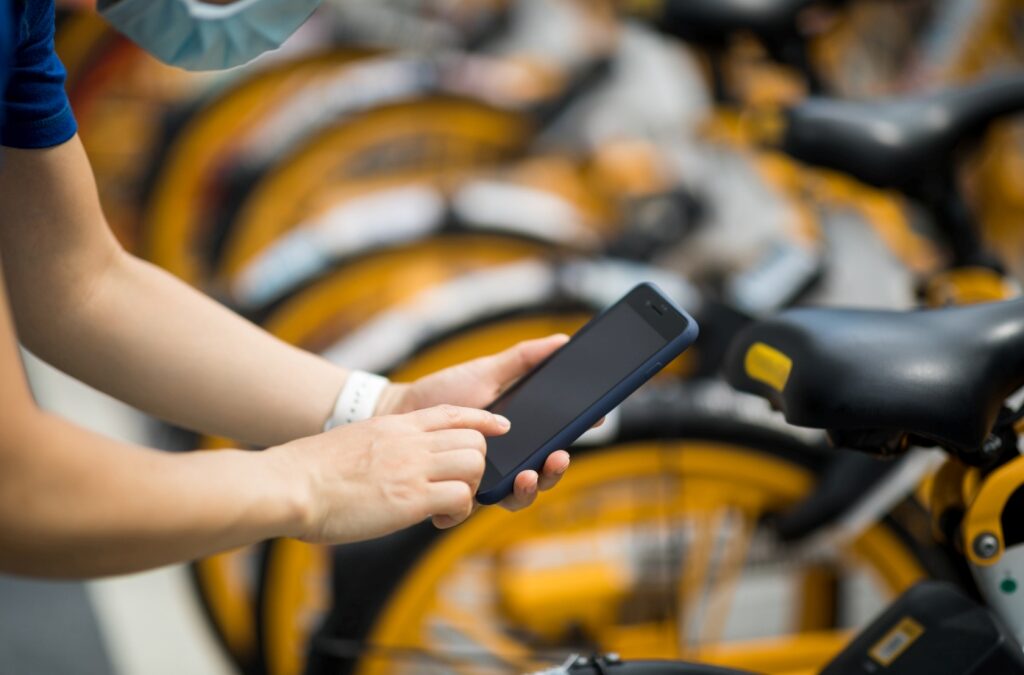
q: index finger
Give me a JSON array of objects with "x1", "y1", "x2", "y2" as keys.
[{"x1": 411, "y1": 404, "x2": 511, "y2": 435}]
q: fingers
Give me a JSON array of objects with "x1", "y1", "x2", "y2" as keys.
[
  {"x1": 426, "y1": 448, "x2": 486, "y2": 486},
  {"x1": 537, "y1": 450, "x2": 570, "y2": 491},
  {"x1": 428, "y1": 428, "x2": 487, "y2": 454},
  {"x1": 428, "y1": 481, "x2": 475, "y2": 527},
  {"x1": 432, "y1": 506, "x2": 479, "y2": 529},
  {"x1": 410, "y1": 404, "x2": 510, "y2": 435},
  {"x1": 501, "y1": 470, "x2": 540, "y2": 512},
  {"x1": 482, "y1": 334, "x2": 570, "y2": 387},
  {"x1": 498, "y1": 451, "x2": 571, "y2": 511}
]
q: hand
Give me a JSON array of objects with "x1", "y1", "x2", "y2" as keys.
[
  {"x1": 269, "y1": 405, "x2": 510, "y2": 543},
  {"x1": 375, "y1": 335, "x2": 574, "y2": 513}
]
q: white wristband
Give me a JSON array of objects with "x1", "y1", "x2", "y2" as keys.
[{"x1": 324, "y1": 371, "x2": 391, "y2": 431}]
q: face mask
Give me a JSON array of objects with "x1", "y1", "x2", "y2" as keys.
[{"x1": 99, "y1": 0, "x2": 321, "y2": 71}]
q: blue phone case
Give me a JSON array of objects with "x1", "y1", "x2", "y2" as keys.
[{"x1": 475, "y1": 282, "x2": 699, "y2": 505}]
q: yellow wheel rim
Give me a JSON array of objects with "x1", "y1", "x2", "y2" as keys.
[
  {"x1": 263, "y1": 540, "x2": 333, "y2": 675},
  {"x1": 193, "y1": 546, "x2": 260, "y2": 667},
  {"x1": 262, "y1": 235, "x2": 548, "y2": 350},
  {"x1": 142, "y1": 50, "x2": 380, "y2": 283},
  {"x1": 222, "y1": 98, "x2": 530, "y2": 281},
  {"x1": 350, "y1": 444, "x2": 927, "y2": 675},
  {"x1": 217, "y1": 153, "x2": 619, "y2": 299},
  {"x1": 146, "y1": 88, "x2": 529, "y2": 286}
]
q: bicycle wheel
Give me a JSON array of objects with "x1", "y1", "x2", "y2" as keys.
[
  {"x1": 216, "y1": 153, "x2": 626, "y2": 311},
  {"x1": 254, "y1": 318, "x2": 951, "y2": 675},
  {"x1": 212, "y1": 96, "x2": 532, "y2": 275},
  {"x1": 287, "y1": 413, "x2": 948, "y2": 675}
]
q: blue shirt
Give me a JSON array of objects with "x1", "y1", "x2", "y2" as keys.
[
  {"x1": 0, "y1": 0, "x2": 77, "y2": 148},
  {"x1": 0, "y1": 0, "x2": 12, "y2": 129}
]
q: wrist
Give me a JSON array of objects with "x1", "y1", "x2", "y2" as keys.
[
  {"x1": 258, "y1": 445, "x2": 314, "y2": 540},
  {"x1": 374, "y1": 382, "x2": 411, "y2": 417}
]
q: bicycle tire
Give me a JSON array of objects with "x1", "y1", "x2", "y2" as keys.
[{"x1": 259, "y1": 392, "x2": 954, "y2": 675}]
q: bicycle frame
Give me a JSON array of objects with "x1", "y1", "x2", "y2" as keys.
[{"x1": 961, "y1": 447, "x2": 1024, "y2": 646}]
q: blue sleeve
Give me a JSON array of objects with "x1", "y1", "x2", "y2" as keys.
[
  {"x1": 0, "y1": 0, "x2": 13, "y2": 132},
  {"x1": 0, "y1": 0, "x2": 77, "y2": 149}
]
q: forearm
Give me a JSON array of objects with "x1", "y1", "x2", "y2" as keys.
[
  {"x1": 17, "y1": 250, "x2": 348, "y2": 446},
  {"x1": 0, "y1": 137, "x2": 349, "y2": 446},
  {"x1": 0, "y1": 412, "x2": 305, "y2": 578}
]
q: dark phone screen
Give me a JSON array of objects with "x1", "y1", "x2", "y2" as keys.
[{"x1": 487, "y1": 302, "x2": 666, "y2": 474}]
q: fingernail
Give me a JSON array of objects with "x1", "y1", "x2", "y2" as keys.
[
  {"x1": 495, "y1": 415, "x2": 511, "y2": 430},
  {"x1": 556, "y1": 460, "x2": 570, "y2": 475}
]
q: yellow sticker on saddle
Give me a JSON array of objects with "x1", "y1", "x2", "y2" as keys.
[
  {"x1": 744, "y1": 342, "x2": 792, "y2": 392},
  {"x1": 869, "y1": 617, "x2": 925, "y2": 666}
]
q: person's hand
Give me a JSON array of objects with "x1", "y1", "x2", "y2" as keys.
[
  {"x1": 374, "y1": 335, "x2": 574, "y2": 513},
  {"x1": 269, "y1": 405, "x2": 510, "y2": 543}
]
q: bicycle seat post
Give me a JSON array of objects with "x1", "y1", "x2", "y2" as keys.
[
  {"x1": 761, "y1": 27, "x2": 826, "y2": 96},
  {"x1": 916, "y1": 169, "x2": 996, "y2": 270}
]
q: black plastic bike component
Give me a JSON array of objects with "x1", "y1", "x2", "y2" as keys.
[
  {"x1": 781, "y1": 74, "x2": 1024, "y2": 267},
  {"x1": 782, "y1": 74, "x2": 1023, "y2": 264},
  {"x1": 530, "y1": 55, "x2": 615, "y2": 130},
  {"x1": 685, "y1": 300, "x2": 753, "y2": 378},
  {"x1": 459, "y1": 3, "x2": 514, "y2": 51},
  {"x1": 820, "y1": 581, "x2": 1024, "y2": 674},
  {"x1": 724, "y1": 298, "x2": 1024, "y2": 454},
  {"x1": 1001, "y1": 486, "x2": 1024, "y2": 550},
  {"x1": 652, "y1": 0, "x2": 834, "y2": 96},
  {"x1": 772, "y1": 450, "x2": 900, "y2": 542},
  {"x1": 606, "y1": 188, "x2": 704, "y2": 262},
  {"x1": 656, "y1": 0, "x2": 816, "y2": 41},
  {"x1": 782, "y1": 74, "x2": 1024, "y2": 192},
  {"x1": 539, "y1": 653, "x2": 756, "y2": 674}
]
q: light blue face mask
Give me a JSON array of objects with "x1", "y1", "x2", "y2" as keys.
[{"x1": 99, "y1": 0, "x2": 321, "y2": 71}]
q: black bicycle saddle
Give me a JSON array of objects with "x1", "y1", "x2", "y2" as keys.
[
  {"x1": 724, "y1": 298, "x2": 1024, "y2": 452},
  {"x1": 657, "y1": 0, "x2": 817, "y2": 44},
  {"x1": 782, "y1": 73, "x2": 1024, "y2": 192}
]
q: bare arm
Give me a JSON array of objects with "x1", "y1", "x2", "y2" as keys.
[
  {"x1": 0, "y1": 266, "x2": 304, "y2": 575},
  {"x1": 0, "y1": 135, "x2": 347, "y2": 446},
  {"x1": 0, "y1": 258, "x2": 505, "y2": 576},
  {"x1": 0, "y1": 128, "x2": 579, "y2": 576}
]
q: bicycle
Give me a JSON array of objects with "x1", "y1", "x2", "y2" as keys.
[
  {"x1": 707, "y1": 298, "x2": 1024, "y2": 675},
  {"x1": 510, "y1": 66, "x2": 1024, "y2": 675}
]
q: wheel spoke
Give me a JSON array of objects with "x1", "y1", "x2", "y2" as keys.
[
  {"x1": 698, "y1": 508, "x2": 754, "y2": 650},
  {"x1": 675, "y1": 493, "x2": 724, "y2": 654}
]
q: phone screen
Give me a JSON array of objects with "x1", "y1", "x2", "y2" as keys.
[{"x1": 486, "y1": 301, "x2": 668, "y2": 474}]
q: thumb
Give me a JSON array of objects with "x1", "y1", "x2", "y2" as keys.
[{"x1": 480, "y1": 334, "x2": 570, "y2": 387}]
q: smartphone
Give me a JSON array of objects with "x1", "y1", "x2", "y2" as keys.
[{"x1": 476, "y1": 282, "x2": 699, "y2": 505}]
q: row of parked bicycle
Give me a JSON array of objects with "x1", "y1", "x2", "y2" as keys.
[{"x1": 58, "y1": 0, "x2": 1024, "y2": 674}]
